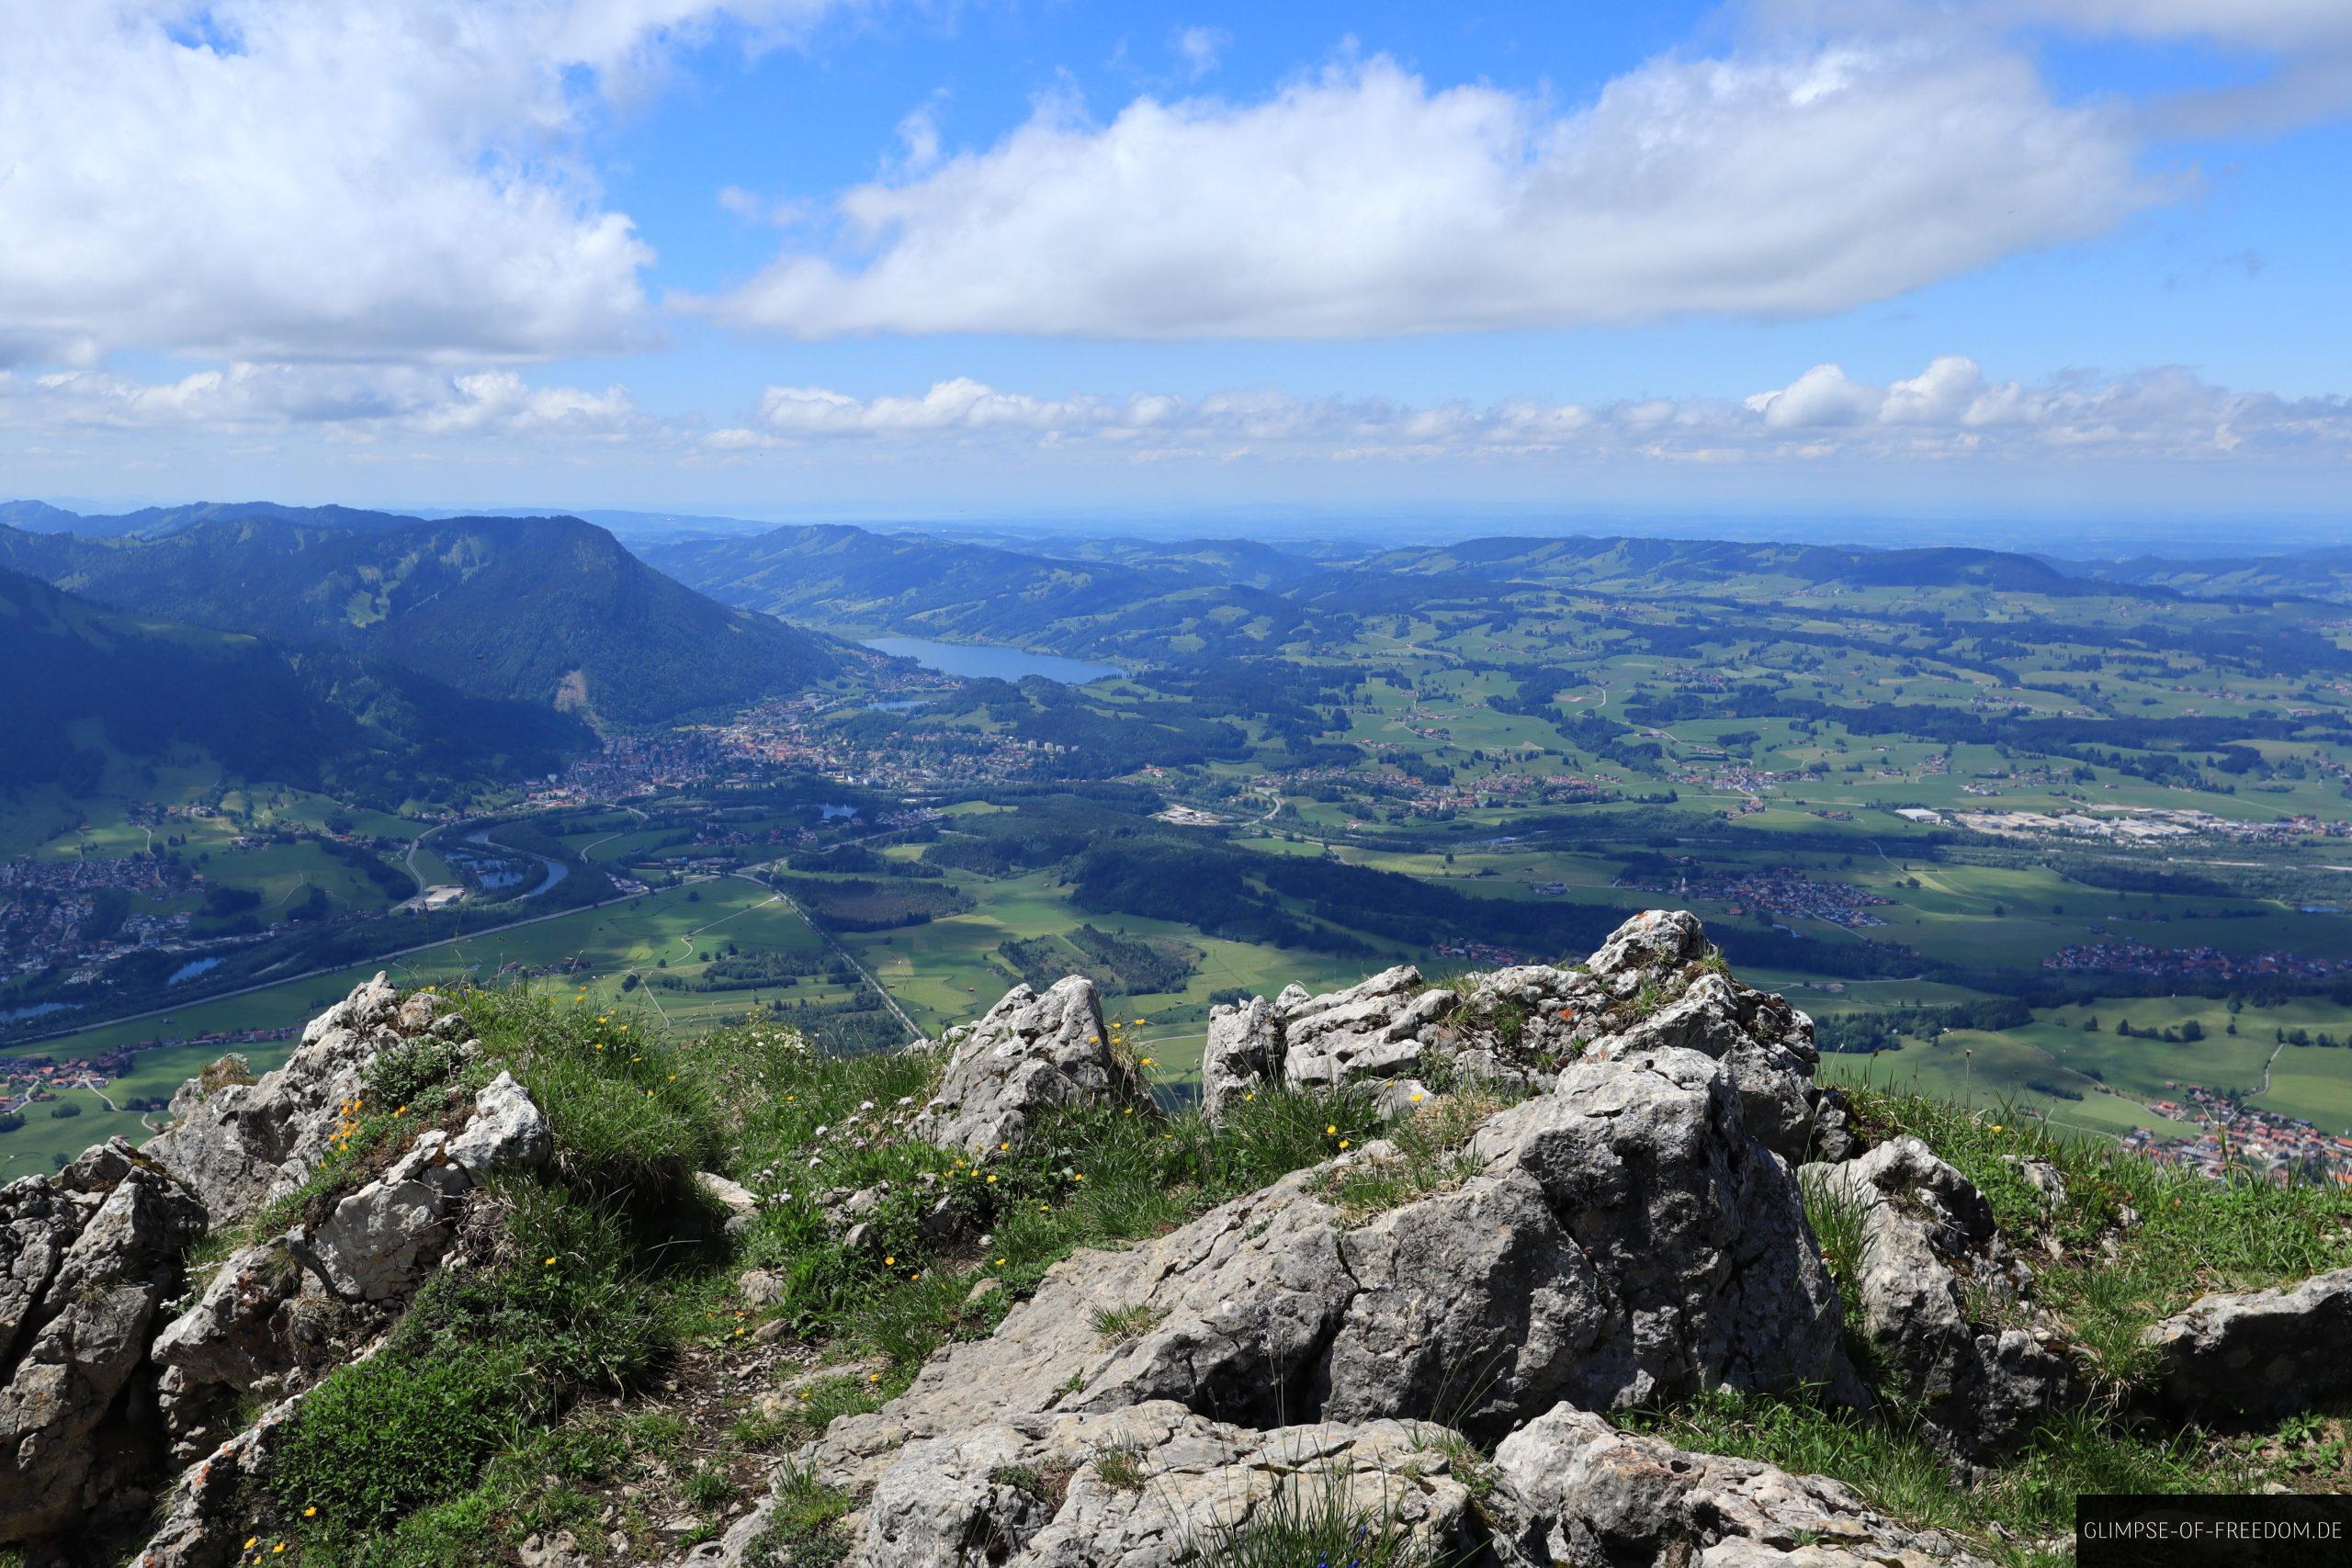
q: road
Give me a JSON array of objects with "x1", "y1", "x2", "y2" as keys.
[{"x1": 743, "y1": 872, "x2": 924, "y2": 1044}]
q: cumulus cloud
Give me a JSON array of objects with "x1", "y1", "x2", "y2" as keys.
[
  {"x1": 707, "y1": 47, "x2": 2150, "y2": 339},
  {"x1": 0, "y1": 362, "x2": 642, "y2": 439},
  {"x1": 704, "y1": 358, "x2": 2352, "y2": 463},
  {"x1": 0, "y1": 1, "x2": 848, "y2": 367}
]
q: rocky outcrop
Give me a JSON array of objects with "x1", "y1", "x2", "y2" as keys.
[
  {"x1": 911, "y1": 976, "x2": 1153, "y2": 1154},
  {"x1": 854, "y1": 1402, "x2": 1483, "y2": 1568},
  {"x1": 1276, "y1": 964, "x2": 1453, "y2": 1090},
  {"x1": 143, "y1": 974, "x2": 458, "y2": 1218},
  {"x1": 285, "y1": 1071, "x2": 549, "y2": 1303},
  {"x1": 1487, "y1": 1405, "x2": 1991, "y2": 1567},
  {"x1": 1199, "y1": 910, "x2": 1854, "y2": 1166},
  {"x1": 0, "y1": 1143, "x2": 206, "y2": 1543},
  {"x1": 798, "y1": 1043, "x2": 1847, "y2": 1552},
  {"x1": 2143, "y1": 1266, "x2": 2352, "y2": 1417},
  {"x1": 1198, "y1": 994, "x2": 1278, "y2": 1123},
  {"x1": 1800, "y1": 1138, "x2": 2075, "y2": 1462},
  {"x1": 0, "y1": 976, "x2": 546, "y2": 1555}
]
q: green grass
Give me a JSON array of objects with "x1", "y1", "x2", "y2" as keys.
[
  {"x1": 254, "y1": 986, "x2": 732, "y2": 1562},
  {"x1": 1177, "y1": 1467, "x2": 1453, "y2": 1568},
  {"x1": 1623, "y1": 1390, "x2": 2212, "y2": 1568},
  {"x1": 1842, "y1": 1085, "x2": 2352, "y2": 1397}
]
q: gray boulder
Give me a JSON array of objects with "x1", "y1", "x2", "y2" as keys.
[
  {"x1": 1801, "y1": 1138, "x2": 2075, "y2": 1461},
  {"x1": 912, "y1": 977, "x2": 1151, "y2": 1154},
  {"x1": 2143, "y1": 1266, "x2": 2352, "y2": 1416},
  {"x1": 235, "y1": 1070, "x2": 548, "y2": 1311},
  {"x1": 805, "y1": 1045, "x2": 1844, "y2": 1503},
  {"x1": 1488, "y1": 1404, "x2": 1991, "y2": 1567},
  {"x1": 150, "y1": 1240, "x2": 313, "y2": 1401},
  {"x1": 153, "y1": 1057, "x2": 551, "y2": 1469},
  {"x1": 446, "y1": 1069, "x2": 553, "y2": 1177},
  {"x1": 1201, "y1": 912, "x2": 1853, "y2": 1161},
  {"x1": 1587, "y1": 908, "x2": 1710, "y2": 984}
]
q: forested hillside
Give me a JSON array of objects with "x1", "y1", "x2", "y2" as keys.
[
  {"x1": 0, "y1": 513, "x2": 843, "y2": 726},
  {"x1": 0, "y1": 568, "x2": 590, "y2": 803}
]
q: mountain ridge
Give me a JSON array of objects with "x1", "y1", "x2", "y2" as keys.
[
  {"x1": 0, "y1": 566, "x2": 591, "y2": 803},
  {"x1": 0, "y1": 513, "x2": 845, "y2": 727}
]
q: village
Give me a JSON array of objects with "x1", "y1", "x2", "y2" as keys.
[{"x1": 2123, "y1": 1082, "x2": 2352, "y2": 1187}]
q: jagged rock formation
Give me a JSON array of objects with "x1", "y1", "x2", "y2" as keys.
[
  {"x1": 912, "y1": 975, "x2": 1154, "y2": 1155},
  {"x1": 1203, "y1": 908, "x2": 1856, "y2": 1165},
  {"x1": 819, "y1": 1046, "x2": 1842, "y2": 1499},
  {"x1": 1800, "y1": 1138, "x2": 2076, "y2": 1462},
  {"x1": 0, "y1": 1143, "x2": 206, "y2": 1542},
  {"x1": 0, "y1": 973, "x2": 557, "y2": 1562},
  {"x1": 2144, "y1": 1266, "x2": 2352, "y2": 1417},
  {"x1": 143, "y1": 976, "x2": 458, "y2": 1216},
  {"x1": 781, "y1": 1401, "x2": 1489, "y2": 1568}
]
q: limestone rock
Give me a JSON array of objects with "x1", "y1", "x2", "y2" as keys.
[
  {"x1": 912, "y1": 977, "x2": 1150, "y2": 1154},
  {"x1": 806, "y1": 1045, "x2": 1843, "y2": 1502},
  {"x1": 1199, "y1": 995, "x2": 1277, "y2": 1123},
  {"x1": 1584, "y1": 971, "x2": 1826, "y2": 1163},
  {"x1": 290, "y1": 1133, "x2": 471, "y2": 1303},
  {"x1": 695, "y1": 1171, "x2": 761, "y2": 1218},
  {"x1": 129, "y1": 1382, "x2": 316, "y2": 1568},
  {"x1": 848, "y1": 1402, "x2": 1483, "y2": 1568},
  {"x1": 1278, "y1": 965, "x2": 1452, "y2": 1090},
  {"x1": 1488, "y1": 1405, "x2": 1992, "y2": 1568},
  {"x1": 1802, "y1": 1138, "x2": 2075, "y2": 1461},
  {"x1": 447, "y1": 1070, "x2": 552, "y2": 1178},
  {"x1": 2143, "y1": 1266, "x2": 2352, "y2": 1416},
  {"x1": 1587, "y1": 908, "x2": 1709, "y2": 985},
  {"x1": 150, "y1": 1240, "x2": 312, "y2": 1397},
  {"x1": 144, "y1": 973, "x2": 445, "y2": 1222},
  {"x1": 0, "y1": 1160, "x2": 206, "y2": 1542},
  {"x1": 1201, "y1": 913, "x2": 1851, "y2": 1159}
]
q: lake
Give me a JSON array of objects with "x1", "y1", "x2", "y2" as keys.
[{"x1": 863, "y1": 637, "x2": 1123, "y2": 684}]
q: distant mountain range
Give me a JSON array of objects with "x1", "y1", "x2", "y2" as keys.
[
  {"x1": 2045, "y1": 547, "x2": 2352, "y2": 604},
  {"x1": 0, "y1": 568, "x2": 590, "y2": 803},
  {"x1": 641, "y1": 522, "x2": 2181, "y2": 660},
  {"x1": 642, "y1": 524, "x2": 1320, "y2": 658},
  {"x1": 0, "y1": 512, "x2": 843, "y2": 727}
]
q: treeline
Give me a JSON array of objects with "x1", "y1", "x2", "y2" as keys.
[
  {"x1": 1814, "y1": 998, "x2": 2038, "y2": 1054},
  {"x1": 1067, "y1": 835, "x2": 1940, "y2": 981}
]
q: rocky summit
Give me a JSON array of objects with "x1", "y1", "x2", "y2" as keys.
[{"x1": 2, "y1": 911, "x2": 2348, "y2": 1566}]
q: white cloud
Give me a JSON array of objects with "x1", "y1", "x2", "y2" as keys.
[
  {"x1": 0, "y1": 1, "x2": 850, "y2": 367},
  {"x1": 708, "y1": 48, "x2": 2151, "y2": 339},
  {"x1": 1174, "y1": 26, "x2": 1230, "y2": 79},
  {"x1": 707, "y1": 359, "x2": 2352, "y2": 463},
  {"x1": 0, "y1": 362, "x2": 642, "y2": 439}
]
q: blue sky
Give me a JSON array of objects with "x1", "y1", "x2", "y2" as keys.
[{"x1": 3, "y1": 1, "x2": 2348, "y2": 542}]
